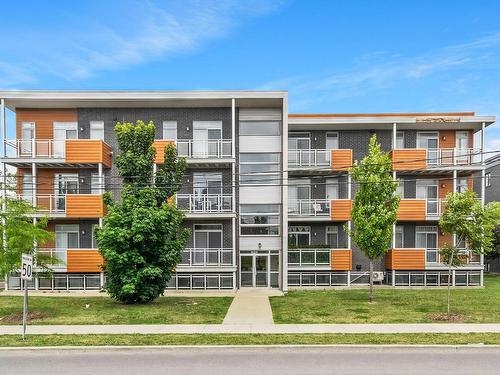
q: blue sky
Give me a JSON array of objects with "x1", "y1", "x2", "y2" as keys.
[{"x1": 1, "y1": 0, "x2": 500, "y2": 150}]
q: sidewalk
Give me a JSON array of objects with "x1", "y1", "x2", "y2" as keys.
[
  {"x1": 223, "y1": 288, "x2": 281, "y2": 325},
  {"x1": 2, "y1": 324, "x2": 500, "y2": 335}
]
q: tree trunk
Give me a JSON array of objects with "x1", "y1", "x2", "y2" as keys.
[
  {"x1": 447, "y1": 252, "x2": 454, "y2": 318},
  {"x1": 369, "y1": 260, "x2": 374, "y2": 303}
]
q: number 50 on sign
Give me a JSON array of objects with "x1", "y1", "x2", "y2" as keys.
[{"x1": 21, "y1": 254, "x2": 33, "y2": 280}]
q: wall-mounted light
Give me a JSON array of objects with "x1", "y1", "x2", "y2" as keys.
[
  {"x1": 187, "y1": 127, "x2": 190, "y2": 131},
  {"x1": 442, "y1": 136, "x2": 446, "y2": 141},
  {"x1": 313, "y1": 232, "x2": 317, "y2": 236},
  {"x1": 258, "y1": 242, "x2": 262, "y2": 249},
  {"x1": 80, "y1": 178, "x2": 85, "y2": 183},
  {"x1": 356, "y1": 264, "x2": 362, "y2": 271},
  {"x1": 81, "y1": 230, "x2": 86, "y2": 236},
  {"x1": 441, "y1": 183, "x2": 446, "y2": 188},
  {"x1": 80, "y1": 127, "x2": 84, "y2": 132}
]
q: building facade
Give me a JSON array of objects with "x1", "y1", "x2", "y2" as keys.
[
  {"x1": 484, "y1": 155, "x2": 500, "y2": 274},
  {"x1": 0, "y1": 91, "x2": 495, "y2": 291}
]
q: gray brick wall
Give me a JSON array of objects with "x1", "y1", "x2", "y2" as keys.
[
  {"x1": 339, "y1": 129, "x2": 392, "y2": 162},
  {"x1": 79, "y1": 220, "x2": 99, "y2": 248}
]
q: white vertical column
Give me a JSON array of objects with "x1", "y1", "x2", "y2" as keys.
[
  {"x1": 392, "y1": 171, "x2": 397, "y2": 249},
  {"x1": 1, "y1": 99, "x2": 7, "y2": 290},
  {"x1": 347, "y1": 173, "x2": 352, "y2": 250},
  {"x1": 392, "y1": 122, "x2": 397, "y2": 149},
  {"x1": 480, "y1": 122, "x2": 486, "y2": 286},
  {"x1": 231, "y1": 99, "x2": 237, "y2": 289},
  {"x1": 32, "y1": 163, "x2": 37, "y2": 208},
  {"x1": 1, "y1": 98, "x2": 5, "y2": 158},
  {"x1": 452, "y1": 170, "x2": 457, "y2": 248},
  {"x1": 282, "y1": 97, "x2": 289, "y2": 292},
  {"x1": 98, "y1": 163, "x2": 104, "y2": 228}
]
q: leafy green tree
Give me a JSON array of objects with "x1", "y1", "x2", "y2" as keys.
[
  {"x1": 96, "y1": 120, "x2": 189, "y2": 304},
  {"x1": 439, "y1": 190, "x2": 500, "y2": 317},
  {"x1": 348, "y1": 134, "x2": 400, "y2": 302},
  {"x1": 0, "y1": 198, "x2": 55, "y2": 276}
]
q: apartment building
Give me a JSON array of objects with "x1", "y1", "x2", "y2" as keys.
[
  {"x1": 484, "y1": 155, "x2": 500, "y2": 274},
  {"x1": 0, "y1": 91, "x2": 495, "y2": 291}
]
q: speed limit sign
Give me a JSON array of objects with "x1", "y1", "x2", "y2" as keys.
[{"x1": 21, "y1": 254, "x2": 33, "y2": 281}]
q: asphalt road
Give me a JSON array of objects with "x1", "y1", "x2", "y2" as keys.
[{"x1": 1, "y1": 347, "x2": 499, "y2": 375}]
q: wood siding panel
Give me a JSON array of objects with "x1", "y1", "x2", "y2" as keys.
[
  {"x1": 439, "y1": 232, "x2": 453, "y2": 248},
  {"x1": 331, "y1": 199, "x2": 352, "y2": 221},
  {"x1": 67, "y1": 249, "x2": 103, "y2": 273},
  {"x1": 385, "y1": 249, "x2": 425, "y2": 270},
  {"x1": 331, "y1": 149, "x2": 352, "y2": 171},
  {"x1": 66, "y1": 194, "x2": 105, "y2": 218},
  {"x1": 331, "y1": 249, "x2": 352, "y2": 270},
  {"x1": 390, "y1": 149, "x2": 427, "y2": 171},
  {"x1": 65, "y1": 140, "x2": 112, "y2": 167},
  {"x1": 439, "y1": 130, "x2": 456, "y2": 149},
  {"x1": 16, "y1": 109, "x2": 77, "y2": 140},
  {"x1": 153, "y1": 140, "x2": 174, "y2": 164},
  {"x1": 397, "y1": 199, "x2": 426, "y2": 221},
  {"x1": 439, "y1": 178, "x2": 453, "y2": 199}
]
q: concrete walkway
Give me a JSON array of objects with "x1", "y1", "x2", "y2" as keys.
[
  {"x1": 2, "y1": 324, "x2": 500, "y2": 335},
  {"x1": 222, "y1": 288, "x2": 281, "y2": 325}
]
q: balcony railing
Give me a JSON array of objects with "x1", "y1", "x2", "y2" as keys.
[
  {"x1": 176, "y1": 194, "x2": 233, "y2": 213},
  {"x1": 288, "y1": 248, "x2": 331, "y2": 266},
  {"x1": 288, "y1": 199, "x2": 331, "y2": 217},
  {"x1": 5, "y1": 139, "x2": 66, "y2": 158},
  {"x1": 426, "y1": 248, "x2": 481, "y2": 265},
  {"x1": 288, "y1": 149, "x2": 331, "y2": 167},
  {"x1": 176, "y1": 139, "x2": 232, "y2": 159},
  {"x1": 36, "y1": 248, "x2": 67, "y2": 268},
  {"x1": 18, "y1": 194, "x2": 67, "y2": 213},
  {"x1": 179, "y1": 248, "x2": 233, "y2": 267},
  {"x1": 426, "y1": 148, "x2": 480, "y2": 167}
]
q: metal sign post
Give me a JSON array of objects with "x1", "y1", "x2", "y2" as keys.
[{"x1": 21, "y1": 254, "x2": 33, "y2": 340}]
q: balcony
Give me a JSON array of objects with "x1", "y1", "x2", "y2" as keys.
[
  {"x1": 19, "y1": 194, "x2": 106, "y2": 218},
  {"x1": 288, "y1": 149, "x2": 352, "y2": 171},
  {"x1": 397, "y1": 198, "x2": 481, "y2": 220},
  {"x1": 386, "y1": 248, "x2": 481, "y2": 270},
  {"x1": 179, "y1": 248, "x2": 233, "y2": 267},
  {"x1": 288, "y1": 248, "x2": 352, "y2": 270},
  {"x1": 425, "y1": 248, "x2": 481, "y2": 266},
  {"x1": 175, "y1": 194, "x2": 234, "y2": 217},
  {"x1": 288, "y1": 199, "x2": 352, "y2": 221},
  {"x1": 391, "y1": 148, "x2": 480, "y2": 171},
  {"x1": 37, "y1": 248, "x2": 103, "y2": 273},
  {"x1": 154, "y1": 139, "x2": 233, "y2": 163},
  {"x1": 4, "y1": 139, "x2": 112, "y2": 167}
]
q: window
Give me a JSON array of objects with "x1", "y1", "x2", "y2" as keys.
[
  {"x1": 457, "y1": 178, "x2": 468, "y2": 193},
  {"x1": 326, "y1": 178, "x2": 339, "y2": 200},
  {"x1": 193, "y1": 172, "x2": 222, "y2": 195},
  {"x1": 91, "y1": 224, "x2": 98, "y2": 248},
  {"x1": 90, "y1": 121, "x2": 104, "y2": 140},
  {"x1": 486, "y1": 173, "x2": 491, "y2": 187},
  {"x1": 91, "y1": 173, "x2": 102, "y2": 194},
  {"x1": 240, "y1": 204, "x2": 280, "y2": 236},
  {"x1": 395, "y1": 225, "x2": 404, "y2": 248},
  {"x1": 326, "y1": 226, "x2": 339, "y2": 248},
  {"x1": 240, "y1": 121, "x2": 280, "y2": 136},
  {"x1": 240, "y1": 153, "x2": 280, "y2": 185},
  {"x1": 396, "y1": 131, "x2": 405, "y2": 149},
  {"x1": 288, "y1": 226, "x2": 310, "y2": 247},
  {"x1": 163, "y1": 121, "x2": 177, "y2": 141},
  {"x1": 22, "y1": 174, "x2": 33, "y2": 201},
  {"x1": 326, "y1": 132, "x2": 339, "y2": 150},
  {"x1": 395, "y1": 180, "x2": 404, "y2": 197}
]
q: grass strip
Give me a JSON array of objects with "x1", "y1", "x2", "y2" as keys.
[{"x1": 1, "y1": 333, "x2": 500, "y2": 347}]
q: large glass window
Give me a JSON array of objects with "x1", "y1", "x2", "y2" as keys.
[
  {"x1": 240, "y1": 153, "x2": 280, "y2": 185},
  {"x1": 163, "y1": 121, "x2": 177, "y2": 141},
  {"x1": 240, "y1": 204, "x2": 280, "y2": 236},
  {"x1": 288, "y1": 226, "x2": 310, "y2": 247},
  {"x1": 396, "y1": 131, "x2": 405, "y2": 149},
  {"x1": 457, "y1": 178, "x2": 468, "y2": 193},
  {"x1": 395, "y1": 225, "x2": 404, "y2": 248},
  {"x1": 326, "y1": 132, "x2": 339, "y2": 150},
  {"x1": 240, "y1": 121, "x2": 280, "y2": 136},
  {"x1": 90, "y1": 121, "x2": 104, "y2": 140},
  {"x1": 326, "y1": 178, "x2": 339, "y2": 200},
  {"x1": 326, "y1": 226, "x2": 339, "y2": 248}
]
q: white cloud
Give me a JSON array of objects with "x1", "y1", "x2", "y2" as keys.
[{"x1": 0, "y1": 0, "x2": 285, "y2": 85}]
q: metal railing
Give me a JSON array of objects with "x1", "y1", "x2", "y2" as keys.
[
  {"x1": 5, "y1": 139, "x2": 66, "y2": 158},
  {"x1": 175, "y1": 194, "x2": 233, "y2": 213},
  {"x1": 426, "y1": 148, "x2": 480, "y2": 167},
  {"x1": 288, "y1": 149, "x2": 331, "y2": 167},
  {"x1": 36, "y1": 248, "x2": 67, "y2": 268},
  {"x1": 17, "y1": 194, "x2": 67, "y2": 213},
  {"x1": 288, "y1": 248, "x2": 331, "y2": 266},
  {"x1": 288, "y1": 199, "x2": 331, "y2": 217},
  {"x1": 179, "y1": 248, "x2": 233, "y2": 267},
  {"x1": 176, "y1": 139, "x2": 232, "y2": 159},
  {"x1": 426, "y1": 248, "x2": 481, "y2": 265},
  {"x1": 425, "y1": 198, "x2": 481, "y2": 217}
]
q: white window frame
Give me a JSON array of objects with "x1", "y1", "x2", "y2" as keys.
[
  {"x1": 163, "y1": 121, "x2": 177, "y2": 141},
  {"x1": 90, "y1": 121, "x2": 105, "y2": 140},
  {"x1": 396, "y1": 131, "x2": 405, "y2": 149},
  {"x1": 240, "y1": 204, "x2": 280, "y2": 237},
  {"x1": 326, "y1": 132, "x2": 339, "y2": 150},
  {"x1": 239, "y1": 153, "x2": 280, "y2": 185},
  {"x1": 485, "y1": 173, "x2": 491, "y2": 188},
  {"x1": 326, "y1": 226, "x2": 339, "y2": 249},
  {"x1": 288, "y1": 226, "x2": 311, "y2": 247},
  {"x1": 395, "y1": 225, "x2": 404, "y2": 248}
]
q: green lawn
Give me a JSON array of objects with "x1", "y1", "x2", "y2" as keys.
[
  {"x1": 1, "y1": 333, "x2": 500, "y2": 347},
  {"x1": 270, "y1": 274, "x2": 500, "y2": 324},
  {"x1": 0, "y1": 296, "x2": 233, "y2": 325}
]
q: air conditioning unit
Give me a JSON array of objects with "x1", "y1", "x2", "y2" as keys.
[{"x1": 372, "y1": 272, "x2": 384, "y2": 282}]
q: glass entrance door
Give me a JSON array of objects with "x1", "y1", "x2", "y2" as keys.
[
  {"x1": 456, "y1": 131, "x2": 469, "y2": 164},
  {"x1": 54, "y1": 173, "x2": 79, "y2": 211},
  {"x1": 240, "y1": 254, "x2": 269, "y2": 287},
  {"x1": 53, "y1": 122, "x2": 78, "y2": 157},
  {"x1": 417, "y1": 132, "x2": 439, "y2": 165},
  {"x1": 193, "y1": 121, "x2": 222, "y2": 158}
]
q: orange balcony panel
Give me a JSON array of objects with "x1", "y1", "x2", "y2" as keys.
[
  {"x1": 331, "y1": 149, "x2": 353, "y2": 171},
  {"x1": 65, "y1": 140, "x2": 112, "y2": 167},
  {"x1": 67, "y1": 249, "x2": 103, "y2": 273},
  {"x1": 153, "y1": 140, "x2": 174, "y2": 164},
  {"x1": 390, "y1": 149, "x2": 427, "y2": 171},
  {"x1": 397, "y1": 199, "x2": 426, "y2": 221},
  {"x1": 66, "y1": 194, "x2": 106, "y2": 218},
  {"x1": 331, "y1": 249, "x2": 352, "y2": 270},
  {"x1": 385, "y1": 248, "x2": 425, "y2": 270},
  {"x1": 331, "y1": 199, "x2": 352, "y2": 221}
]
